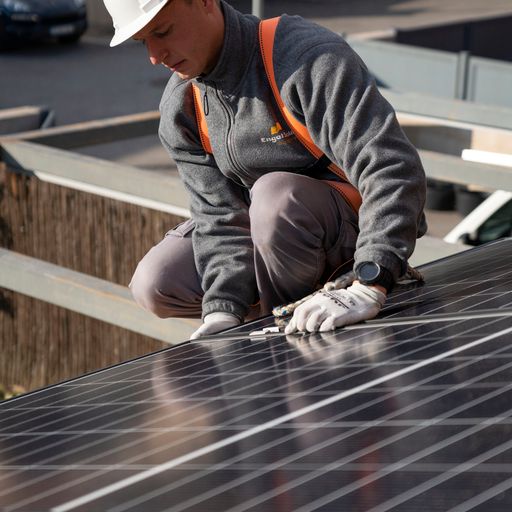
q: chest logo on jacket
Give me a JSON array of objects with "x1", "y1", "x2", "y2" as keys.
[{"x1": 261, "y1": 122, "x2": 294, "y2": 145}]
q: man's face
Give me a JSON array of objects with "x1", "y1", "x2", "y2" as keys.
[{"x1": 133, "y1": 0, "x2": 223, "y2": 80}]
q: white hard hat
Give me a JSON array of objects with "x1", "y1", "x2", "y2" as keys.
[{"x1": 103, "y1": 0, "x2": 170, "y2": 47}]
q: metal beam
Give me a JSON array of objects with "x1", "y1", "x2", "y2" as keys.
[
  {"x1": 0, "y1": 249, "x2": 198, "y2": 344},
  {"x1": 419, "y1": 149, "x2": 512, "y2": 191},
  {"x1": 0, "y1": 106, "x2": 52, "y2": 135},
  {"x1": 0, "y1": 111, "x2": 159, "y2": 149},
  {"x1": 0, "y1": 140, "x2": 190, "y2": 217},
  {"x1": 383, "y1": 89, "x2": 512, "y2": 131}
]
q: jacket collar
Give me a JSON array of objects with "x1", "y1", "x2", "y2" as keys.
[{"x1": 196, "y1": 1, "x2": 259, "y2": 93}]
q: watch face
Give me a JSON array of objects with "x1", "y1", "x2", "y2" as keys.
[{"x1": 358, "y1": 262, "x2": 381, "y2": 282}]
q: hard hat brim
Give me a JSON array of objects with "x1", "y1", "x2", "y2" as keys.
[{"x1": 109, "y1": 0, "x2": 169, "y2": 47}]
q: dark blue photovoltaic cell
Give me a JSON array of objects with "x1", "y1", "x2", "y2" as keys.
[
  {"x1": 0, "y1": 238, "x2": 511, "y2": 512},
  {"x1": 381, "y1": 240, "x2": 512, "y2": 319}
]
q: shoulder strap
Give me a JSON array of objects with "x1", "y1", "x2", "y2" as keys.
[
  {"x1": 259, "y1": 18, "x2": 325, "y2": 163},
  {"x1": 259, "y1": 18, "x2": 362, "y2": 213},
  {"x1": 191, "y1": 83, "x2": 213, "y2": 154}
]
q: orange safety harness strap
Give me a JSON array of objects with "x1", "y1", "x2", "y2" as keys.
[
  {"x1": 259, "y1": 17, "x2": 361, "y2": 213},
  {"x1": 192, "y1": 16, "x2": 362, "y2": 213}
]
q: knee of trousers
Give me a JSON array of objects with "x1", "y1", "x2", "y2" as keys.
[
  {"x1": 129, "y1": 245, "x2": 201, "y2": 319},
  {"x1": 129, "y1": 258, "x2": 173, "y2": 318},
  {"x1": 249, "y1": 172, "x2": 316, "y2": 249}
]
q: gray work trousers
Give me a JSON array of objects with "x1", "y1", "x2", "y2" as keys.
[{"x1": 129, "y1": 172, "x2": 359, "y2": 319}]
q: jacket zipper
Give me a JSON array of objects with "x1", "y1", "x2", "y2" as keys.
[{"x1": 197, "y1": 78, "x2": 247, "y2": 179}]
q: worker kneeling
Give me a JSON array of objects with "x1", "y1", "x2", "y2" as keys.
[{"x1": 102, "y1": 0, "x2": 427, "y2": 338}]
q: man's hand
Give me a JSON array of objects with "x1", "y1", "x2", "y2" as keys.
[
  {"x1": 284, "y1": 282, "x2": 386, "y2": 334},
  {"x1": 190, "y1": 312, "x2": 241, "y2": 340}
]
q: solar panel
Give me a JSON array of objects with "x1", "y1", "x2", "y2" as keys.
[{"x1": 1, "y1": 238, "x2": 511, "y2": 512}]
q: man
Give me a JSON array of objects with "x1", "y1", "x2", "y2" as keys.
[{"x1": 102, "y1": 0, "x2": 427, "y2": 338}]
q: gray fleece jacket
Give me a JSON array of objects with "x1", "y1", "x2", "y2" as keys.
[{"x1": 158, "y1": 1, "x2": 427, "y2": 320}]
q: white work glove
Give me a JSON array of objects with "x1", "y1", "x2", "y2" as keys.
[
  {"x1": 190, "y1": 312, "x2": 241, "y2": 340},
  {"x1": 284, "y1": 282, "x2": 386, "y2": 334}
]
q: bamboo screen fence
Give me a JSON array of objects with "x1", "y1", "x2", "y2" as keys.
[{"x1": 0, "y1": 166, "x2": 186, "y2": 393}]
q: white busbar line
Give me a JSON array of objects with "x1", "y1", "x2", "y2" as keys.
[{"x1": 51, "y1": 325, "x2": 512, "y2": 512}]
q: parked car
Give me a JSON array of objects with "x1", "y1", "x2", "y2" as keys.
[
  {"x1": 0, "y1": 0, "x2": 87, "y2": 49},
  {"x1": 444, "y1": 190, "x2": 512, "y2": 246},
  {"x1": 444, "y1": 150, "x2": 512, "y2": 246}
]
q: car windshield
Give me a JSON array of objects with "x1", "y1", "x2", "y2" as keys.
[{"x1": 475, "y1": 199, "x2": 512, "y2": 244}]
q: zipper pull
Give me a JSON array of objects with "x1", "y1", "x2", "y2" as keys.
[{"x1": 203, "y1": 84, "x2": 209, "y2": 116}]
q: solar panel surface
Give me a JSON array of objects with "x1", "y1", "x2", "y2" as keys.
[{"x1": 0, "y1": 238, "x2": 511, "y2": 512}]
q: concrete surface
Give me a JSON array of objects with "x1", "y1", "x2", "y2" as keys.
[
  {"x1": 410, "y1": 235, "x2": 469, "y2": 267},
  {"x1": 86, "y1": 0, "x2": 512, "y2": 37},
  {"x1": 229, "y1": 0, "x2": 512, "y2": 35}
]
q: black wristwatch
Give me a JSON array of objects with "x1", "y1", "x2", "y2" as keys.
[{"x1": 355, "y1": 262, "x2": 394, "y2": 293}]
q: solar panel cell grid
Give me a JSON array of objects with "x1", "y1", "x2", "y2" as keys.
[{"x1": 0, "y1": 239, "x2": 511, "y2": 511}]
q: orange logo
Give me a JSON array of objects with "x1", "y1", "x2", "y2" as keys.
[{"x1": 270, "y1": 122, "x2": 282, "y2": 135}]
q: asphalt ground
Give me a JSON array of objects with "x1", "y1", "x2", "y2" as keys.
[
  {"x1": 2, "y1": 0, "x2": 509, "y2": 243},
  {"x1": 3, "y1": 0, "x2": 512, "y2": 123}
]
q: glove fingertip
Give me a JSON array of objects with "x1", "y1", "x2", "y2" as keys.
[
  {"x1": 319, "y1": 316, "x2": 337, "y2": 332},
  {"x1": 285, "y1": 320, "x2": 296, "y2": 335}
]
